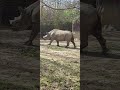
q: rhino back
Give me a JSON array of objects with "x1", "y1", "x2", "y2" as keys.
[
  {"x1": 23, "y1": 0, "x2": 40, "y2": 25},
  {"x1": 80, "y1": 2, "x2": 97, "y2": 15},
  {"x1": 80, "y1": 2, "x2": 98, "y2": 34},
  {"x1": 31, "y1": 5, "x2": 40, "y2": 23},
  {"x1": 50, "y1": 30, "x2": 72, "y2": 41},
  {"x1": 25, "y1": 0, "x2": 40, "y2": 14},
  {"x1": 24, "y1": 0, "x2": 40, "y2": 23}
]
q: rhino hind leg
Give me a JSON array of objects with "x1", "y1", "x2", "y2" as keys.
[
  {"x1": 93, "y1": 33, "x2": 109, "y2": 54},
  {"x1": 80, "y1": 41, "x2": 88, "y2": 51},
  {"x1": 71, "y1": 39, "x2": 76, "y2": 48},
  {"x1": 65, "y1": 41, "x2": 70, "y2": 48}
]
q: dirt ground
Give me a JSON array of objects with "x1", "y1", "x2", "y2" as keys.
[
  {"x1": 81, "y1": 28, "x2": 120, "y2": 90},
  {"x1": 0, "y1": 29, "x2": 40, "y2": 90},
  {"x1": 40, "y1": 39, "x2": 80, "y2": 90},
  {"x1": 1, "y1": 27, "x2": 120, "y2": 90}
]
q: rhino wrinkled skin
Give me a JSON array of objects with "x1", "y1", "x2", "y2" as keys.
[
  {"x1": 80, "y1": 2, "x2": 109, "y2": 54},
  {"x1": 11, "y1": 0, "x2": 40, "y2": 45},
  {"x1": 43, "y1": 29, "x2": 76, "y2": 48}
]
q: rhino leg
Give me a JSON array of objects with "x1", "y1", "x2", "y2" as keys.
[
  {"x1": 65, "y1": 41, "x2": 70, "y2": 48},
  {"x1": 80, "y1": 41, "x2": 88, "y2": 51},
  {"x1": 56, "y1": 40, "x2": 59, "y2": 46},
  {"x1": 48, "y1": 39, "x2": 54, "y2": 45},
  {"x1": 71, "y1": 39, "x2": 76, "y2": 48},
  {"x1": 93, "y1": 33, "x2": 109, "y2": 54},
  {"x1": 80, "y1": 33, "x2": 88, "y2": 51},
  {"x1": 25, "y1": 23, "x2": 39, "y2": 46},
  {"x1": 24, "y1": 40, "x2": 33, "y2": 46}
]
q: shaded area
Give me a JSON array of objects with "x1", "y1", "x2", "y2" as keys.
[
  {"x1": 0, "y1": 30, "x2": 40, "y2": 89},
  {"x1": 0, "y1": 0, "x2": 37, "y2": 26},
  {"x1": 81, "y1": 51, "x2": 120, "y2": 60},
  {"x1": 81, "y1": 30, "x2": 120, "y2": 90}
]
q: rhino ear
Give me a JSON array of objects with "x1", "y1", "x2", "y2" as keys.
[{"x1": 18, "y1": 6, "x2": 24, "y2": 13}]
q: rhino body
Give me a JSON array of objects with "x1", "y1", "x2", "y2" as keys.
[
  {"x1": 43, "y1": 29, "x2": 76, "y2": 48},
  {"x1": 80, "y1": 2, "x2": 108, "y2": 53},
  {"x1": 11, "y1": 0, "x2": 40, "y2": 45}
]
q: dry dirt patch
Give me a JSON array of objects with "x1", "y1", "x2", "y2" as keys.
[{"x1": 40, "y1": 40, "x2": 80, "y2": 90}]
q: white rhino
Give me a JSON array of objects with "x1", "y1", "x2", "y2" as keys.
[{"x1": 43, "y1": 29, "x2": 76, "y2": 48}]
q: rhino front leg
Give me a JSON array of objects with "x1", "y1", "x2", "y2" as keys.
[
  {"x1": 48, "y1": 39, "x2": 53, "y2": 45},
  {"x1": 25, "y1": 23, "x2": 39, "y2": 46},
  {"x1": 65, "y1": 41, "x2": 70, "y2": 48},
  {"x1": 80, "y1": 41, "x2": 88, "y2": 51},
  {"x1": 56, "y1": 40, "x2": 59, "y2": 46}
]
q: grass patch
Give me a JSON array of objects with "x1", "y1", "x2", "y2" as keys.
[
  {"x1": 107, "y1": 42, "x2": 120, "y2": 51},
  {"x1": 47, "y1": 45, "x2": 65, "y2": 51},
  {"x1": 40, "y1": 58, "x2": 80, "y2": 90},
  {"x1": 19, "y1": 47, "x2": 40, "y2": 59}
]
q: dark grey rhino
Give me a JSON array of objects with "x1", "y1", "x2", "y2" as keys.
[
  {"x1": 11, "y1": 0, "x2": 40, "y2": 45},
  {"x1": 80, "y1": 2, "x2": 108, "y2": 54}
]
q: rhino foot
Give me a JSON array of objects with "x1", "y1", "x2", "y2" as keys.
[
  {"x1": 57, "y1": 45, "x2": 60, "y2": 47},
  {"x1": 65, "y1": 46, "x2": 68, "y2": 48},
  {"x1": 24, "y1": 41, "x2": 33, "y2": 46},
  {"x1": 102, "y1": 48, "x2": 109, "y2": 55},
  {"x1": 74, "y1": 46, "x2": 76, "y2": 49}
]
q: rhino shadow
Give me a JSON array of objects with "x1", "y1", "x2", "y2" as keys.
[
  {"x1": 40, "y1": 44, "x2": 80, "y2": 50},
  {"x1": 29, "y1": 44, "x2": 39, "y2": 47},
  {"x1": 58, "y1": 45, "x2": 80, "y2": 50},
  {"x1": 81, "y1": 51, "x2": 120, "y2": 59}
]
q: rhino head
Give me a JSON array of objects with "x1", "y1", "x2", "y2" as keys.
[
  {"x1": 43, "y1": 32, "x2": 51, "y2": 40},
  {"x1": 11, "y1": 7, "x2": 31, "y2": 31}
]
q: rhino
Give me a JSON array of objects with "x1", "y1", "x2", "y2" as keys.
[
  {"x1": 43, "y1": 29, "x2": 76, "y2": 48},
  {"x1": 11, "y1": 0, "x2": 40, "y2": 45},
  {"x1": 80, "y1": 2, "x2": 108, "y2": 54}
]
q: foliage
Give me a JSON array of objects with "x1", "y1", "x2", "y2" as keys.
[{"x1": 40, "y1": 0, "x2": 80, "y2": 36}]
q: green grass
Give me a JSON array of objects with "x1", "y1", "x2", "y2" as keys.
[
  {"x1": 20, "y1": 47, "x2": 40, "y2": 59},
  {"x1": 47, "y1": 45, "x2": 65, "y2": 51},
  {"x1": 40, "y1": 58, "x2": 80, "y2": 90}
]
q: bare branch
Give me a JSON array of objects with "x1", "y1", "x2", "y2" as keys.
[{"x1": 40, "y1": 0, "x2": 77, "y2": 10}]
